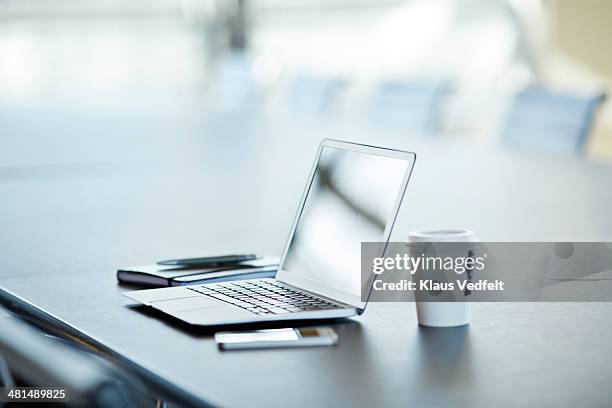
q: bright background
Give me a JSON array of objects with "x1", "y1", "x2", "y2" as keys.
[{"x1": 1, "y1": 0, "x2": 611, "y2": 159}]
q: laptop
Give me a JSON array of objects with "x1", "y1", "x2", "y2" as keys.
[{"x1": 124, "y1": 139, "x2": 416, "y2": 326}]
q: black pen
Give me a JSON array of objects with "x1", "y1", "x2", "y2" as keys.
[{"x1": 157, "y1": 254, "x2": 258, "y2": 267}]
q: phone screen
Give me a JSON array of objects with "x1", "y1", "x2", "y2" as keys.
[
  {"x1": 215, "y1": 327, "x2": 338, "y2": 350},
  {"x1": 216, "y1": 328, "x2": 299, "y2": 344}
]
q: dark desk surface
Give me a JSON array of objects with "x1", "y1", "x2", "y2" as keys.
[{"x1": 1, "y1": 108, "x2": 612, "y2": 407}]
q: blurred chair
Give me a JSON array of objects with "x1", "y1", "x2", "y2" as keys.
[
  {"x1": 0, "y1": 352, "x2": 14, "y2": 391},
  {"x1": 0, "y1": 310, "x2": 151, "y2": 408},
  {"x1": 500, "y1": 87, "x2": 606, "y2": 154},
  {"x1": 288, "y1": 75, "x2": 348, "y2": 116},
  {"x1": 368, "y1": 80, "x2": 448, "y2": 135}
]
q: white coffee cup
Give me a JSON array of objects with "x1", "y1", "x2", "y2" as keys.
[{"x1": 407, "y1": 229, "x2": 477, "y2": 327}]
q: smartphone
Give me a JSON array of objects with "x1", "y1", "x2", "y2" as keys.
[{"x1": 215, "y1": 327, "x2": 338, "y2": 350}]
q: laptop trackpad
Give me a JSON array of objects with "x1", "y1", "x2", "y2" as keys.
[
  {"x1": 150, "y1": 295, "x2": 255, "y2": 325},
  {"x1": 174, "y1": 304, "x2": 254, "y2": 325},
  {"x1": 151, "y1": 296, "x2": 224, "y2": 313}
]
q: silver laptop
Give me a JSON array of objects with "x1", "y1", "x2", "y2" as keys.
[{"x1": 124, "y1": 139, "x2": 416, "y2": 326}]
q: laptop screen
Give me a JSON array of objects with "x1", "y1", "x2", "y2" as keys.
[{"x1": 280, "y1": 145, "x2": 411, "y2": 300}]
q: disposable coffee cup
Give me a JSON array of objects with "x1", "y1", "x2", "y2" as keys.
[{"x1": 407, "y1": 229, "x2": 477, "y2": 327}]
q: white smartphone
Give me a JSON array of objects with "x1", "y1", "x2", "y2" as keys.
[{"x1": 215, "y1": 327, "x2": 338, "y2": 350}]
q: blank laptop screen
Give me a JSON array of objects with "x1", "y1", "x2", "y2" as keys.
[{"x1": 280, "y1": 146, "x2": 410, "y2": 298}]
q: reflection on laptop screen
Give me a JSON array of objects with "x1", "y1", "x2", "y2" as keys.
[{"x1": 281, "y1": 146, "x2": 410, "y2": 298}]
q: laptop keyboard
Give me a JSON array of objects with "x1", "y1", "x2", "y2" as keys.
[{"x1": 187, "y1": 280, "x2": 342, "y2": 315}]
